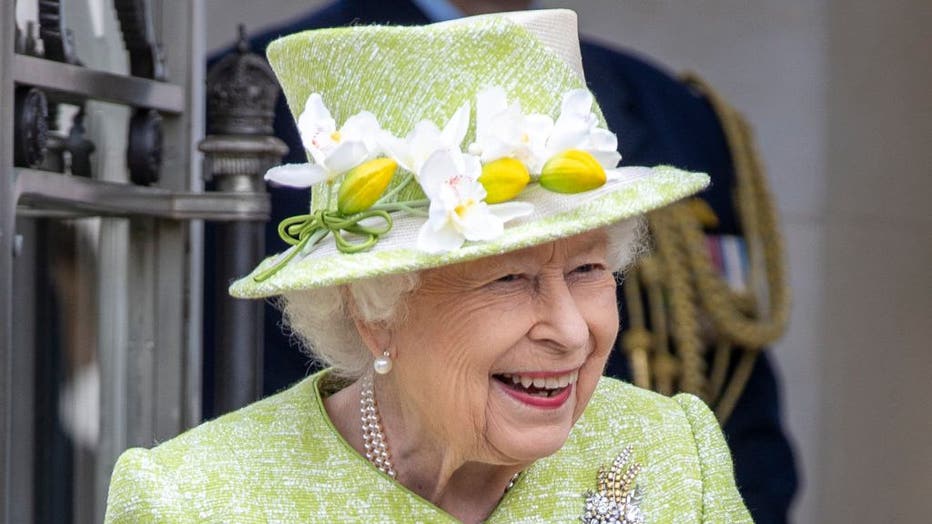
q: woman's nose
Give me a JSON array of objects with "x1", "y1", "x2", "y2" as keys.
[{"x1": 527, "y1": 275, "x2": 589, "y2": 352}]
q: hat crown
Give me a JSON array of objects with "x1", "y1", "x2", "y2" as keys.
[
  {"x1": 437, "y1": 9, "x2": 585, "y2": 80},
  {"x1": 231, "y1": 10, "x2": 710, "y2": 297},
  {"x1": 265, "y1": 10, "x2": 600, "y2": 212}
]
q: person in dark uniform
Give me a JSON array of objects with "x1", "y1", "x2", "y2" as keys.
[{"x1": 207, "y1": 1, "x2": 797, "y2": 521}]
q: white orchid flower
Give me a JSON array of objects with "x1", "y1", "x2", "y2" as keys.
[
  {"x1": 265, "y1": 93, "x2": 381, "y2": 188},
  {"x1": 469, "y1": 86, "x2": 555, "y2": 173},
  {"x1": 379, "y1": 102, "x2": 471, "y2": 176},
  {"x1": 416, "y1": 150, "x2": 533, "y2": 253},
  {"x1": 546, "y1": 89, "x2": 622, "y2": 174}
]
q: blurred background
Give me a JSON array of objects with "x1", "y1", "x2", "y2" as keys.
[{"x1": 6, "y1": 0, "x2": 930, "y2": 522}]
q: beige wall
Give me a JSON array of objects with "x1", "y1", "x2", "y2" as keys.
[
  {"x1": 821, "y1": 0, "x2": 932, "y2": 521},
  {"x1": 205, "y1": 1, "x2": 932, "y2": 522}
]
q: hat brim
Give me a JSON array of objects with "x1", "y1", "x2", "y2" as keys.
[{"x1": 229, "y1": 165, "x2": 708, "y2": 298}]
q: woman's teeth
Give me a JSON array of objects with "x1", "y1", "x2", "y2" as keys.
[{"x1": 497, "y1": 370, "x2": 579, "y2": 393}]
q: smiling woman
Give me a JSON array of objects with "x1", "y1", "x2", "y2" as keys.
[
  {"x1": 280, "y1": 219, "x2": 642, "y2": 381},
  {"x1": 375, "y1": 230, "x2": 621, "y2": 466},
  {"x1": 105, "y1": 9, "x2": 751, "y2": 523},
  {"x1": 294, "y1": 225, "x2": 632, "y2": 509}
]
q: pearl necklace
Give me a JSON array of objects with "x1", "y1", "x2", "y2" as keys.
[
  {"x1": 360, "y1": 373, "x2": 396, "y2": 478},
  {"x1": 359, "y1": 373, "x2": 521, "y2": 491}
]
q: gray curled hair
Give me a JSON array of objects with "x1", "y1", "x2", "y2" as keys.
[{"x1": 279, "y1": 218, "x2": 646, "y2": 379}]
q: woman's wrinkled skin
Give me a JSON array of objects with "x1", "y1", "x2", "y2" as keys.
[{"x1": 325, "y1": 230, "x2": 619, "y2": 523}]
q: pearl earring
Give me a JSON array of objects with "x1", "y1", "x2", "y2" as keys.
[{"x1": 373, "y1": 350, "x2": 393, "y2": 374}]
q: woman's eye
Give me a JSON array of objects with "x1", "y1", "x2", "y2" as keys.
[
  {"x1": 570, "y1": 263, "x2": 607, "y2": 278},
  {"x1": 496, "y1": 273, "x2": 522, "y2": 283}
]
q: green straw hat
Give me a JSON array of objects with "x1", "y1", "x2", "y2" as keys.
[{"x1": 229, "y1": 9, "x2": 709, "y2": 298}]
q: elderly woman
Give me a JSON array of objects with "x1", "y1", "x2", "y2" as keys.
[{"x1": 106, "y1": 10, "x2": 750, "y2": 523}]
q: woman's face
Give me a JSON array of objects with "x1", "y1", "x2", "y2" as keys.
[{"x1": 386, "y1": 230, "x2": 619, "y2": 465}]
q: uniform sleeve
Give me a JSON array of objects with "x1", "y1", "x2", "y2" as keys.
[
  {"x1": 673, "y1": 393, "x2": 753, "y2": 523},
  {"x1": 104, "y1": 447, "x2": 191, "y2": 524}
]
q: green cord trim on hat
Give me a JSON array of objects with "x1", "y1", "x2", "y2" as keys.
[
  {"x1": 231, "y1": 166, "x2": 710, "y2": 298},
  {"x1": 252, "y1": 208, "x2": 395, "y2": 283}
]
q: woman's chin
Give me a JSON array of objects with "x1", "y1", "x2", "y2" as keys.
[
  {"x1": 492, "y1": 424, "x2": 573, "y2": 464},
  {"x1": 486, "y1": 377, "x2": 577, "y2": 461}
]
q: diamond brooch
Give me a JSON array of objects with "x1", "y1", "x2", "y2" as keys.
[{"x1": 581, "y1": 445, "x2": 645, "y2": 524}]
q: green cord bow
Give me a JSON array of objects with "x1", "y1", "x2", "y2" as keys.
[{"x1": 252, "y1": 208, "x2": 393, "y2": 282}]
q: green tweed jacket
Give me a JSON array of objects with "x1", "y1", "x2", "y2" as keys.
[{"x1": 105, "y1": 371, "x2": 750, "y2": 522}]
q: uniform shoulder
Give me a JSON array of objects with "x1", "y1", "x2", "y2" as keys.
[{"x1": 579, "y1": 38, "x2": 682, "y2": 88}]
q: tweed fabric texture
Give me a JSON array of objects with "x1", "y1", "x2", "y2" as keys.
[
  {"x1": 105, "y1": 372, "x2": 751, "y2": 522},
  {"x1": 228, "y1": 15, "x2": 710, "y2": 298},
  {"x1": 436, "y1": 10, "x2": 586, "y2": 79}
]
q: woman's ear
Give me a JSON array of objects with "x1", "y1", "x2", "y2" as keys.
[
  {"x1": 344, "y1": 289, "x2": 393, "y2": 359},
  {"x1": 352, "y1": 315, "x2": 392, "y2": 359}
]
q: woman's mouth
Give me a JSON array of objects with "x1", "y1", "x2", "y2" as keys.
[{"x1": 492, "y1": 370, "x2": 579, "y2": 408}]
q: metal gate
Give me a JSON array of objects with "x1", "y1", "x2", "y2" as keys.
[{"x1": 1, "y1": 1, "x2": 270, "y2": 521}]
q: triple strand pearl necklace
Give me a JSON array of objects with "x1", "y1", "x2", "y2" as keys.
[
  {"x1": 359, "y1": 373, "x2": 521, "y2": 491},
  {"x1": 360, "y1": 373, "x2": 396, "y2": 478}
]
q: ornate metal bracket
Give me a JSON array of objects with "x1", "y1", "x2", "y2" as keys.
[
  {"x1": 128, "y1": 109, "x2": 162, "y2": 186},
  {"x1": 65, "y1": 110, "x2": 95, "y2": 178},
  {"x1": 113, "y1": 0, "x2": 166, "y2": 80},
  {"x1": 13, "y1": 87, "x2": 49, "y2": 169},
  {"x1": 111, "y1": 0, "x2": 167, "y2": 184}
]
